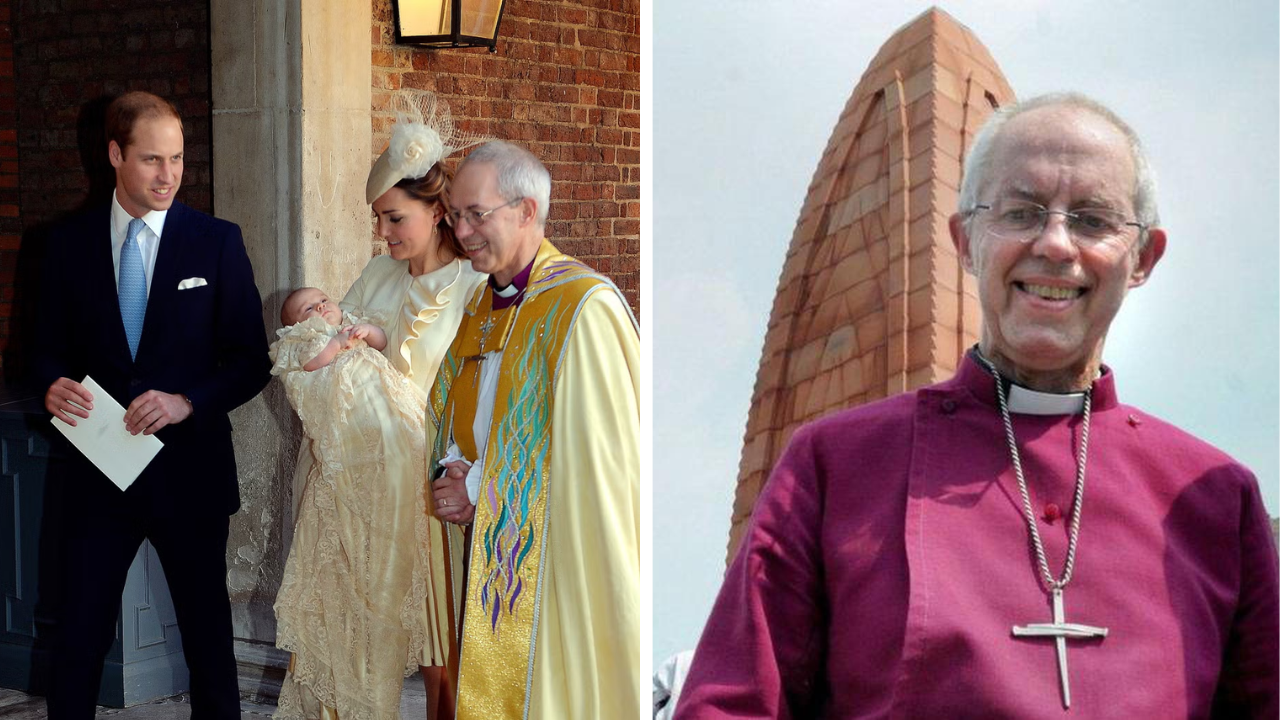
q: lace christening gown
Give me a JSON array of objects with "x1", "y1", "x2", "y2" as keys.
[{"x1": 270, "y1": 315, "x2": 447, "y2": 719}]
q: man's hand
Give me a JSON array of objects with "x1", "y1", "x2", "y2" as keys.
[
  {"x1": 123, "y1": 390, "x2": 193, "y2": 436},
  {"x1": 45, "y1": 377, "x2": 93, "y2": 427},
  {"x1": 434, "y1": 460, "x2": 475, "y2": 524}
]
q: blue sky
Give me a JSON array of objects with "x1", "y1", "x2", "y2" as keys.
[{"x1": 652, "y1": 0, "x2": 1280, "y2": 669}]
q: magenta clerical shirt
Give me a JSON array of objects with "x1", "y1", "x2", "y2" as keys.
[{"x1": 676, "y1": 354, "x2": 1278, "y2": 719}]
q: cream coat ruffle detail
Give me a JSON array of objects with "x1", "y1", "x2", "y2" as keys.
[{"x1": 341, "y1": 255, "x2": 486, "y2": 387}]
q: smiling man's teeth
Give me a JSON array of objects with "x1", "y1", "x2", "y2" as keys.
[{"x1": 1021, "y1": 283, "x2": 1081, "y2": 300}]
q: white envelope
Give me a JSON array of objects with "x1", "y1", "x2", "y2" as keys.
[
  {"x1": 178, "y1": 277, "x2": 208, "y2": 290},
  {"x1": 49, "y1": 376, "x2": 164, "y2": 491}
]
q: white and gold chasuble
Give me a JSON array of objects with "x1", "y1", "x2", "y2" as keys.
[{"x1": 429, "y1": 239, "x2": 642, "y2": 719}]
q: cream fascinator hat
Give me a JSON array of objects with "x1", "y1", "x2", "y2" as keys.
[{"x1": 365, "y1": 90, "x2": 486, "y2": 204}]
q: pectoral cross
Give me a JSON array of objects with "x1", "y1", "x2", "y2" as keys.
[
  {"x1": 1012, "y1": 587, "x2": 1108, "y2": 709},
  {"x1": 479, "y1": 313, "x2": 496, "y2": 347}
]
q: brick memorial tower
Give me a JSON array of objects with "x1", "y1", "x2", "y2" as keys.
[{"x1": 728, "y1": 9, "x2": 1016, "y2": 561}]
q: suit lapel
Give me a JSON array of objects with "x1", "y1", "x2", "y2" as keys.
[
  {"x1": 86, "y1": 204, "x2": 135, "y2": 366},
  {"x1": 138, "y1": 202, "x2": 186, "y2": 360}
]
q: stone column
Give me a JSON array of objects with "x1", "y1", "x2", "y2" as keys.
[{"x1": 209, "y1": 0, "x2": 372, "y2": 691}]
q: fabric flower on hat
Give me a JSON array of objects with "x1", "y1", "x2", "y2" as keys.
[
  {"x1": 389, "y1": 123, "x2": 446, "y2": 181},
  {"x1": 365, "y1": 90, "x2": 489, "y2": 204}
]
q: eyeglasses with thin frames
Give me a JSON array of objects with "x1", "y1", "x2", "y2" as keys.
[
  {"x1": 968, "y1": 200, "x2": 1146, "y2": 246},
  {"x1": 444, "y1": 197, "x2": 525, "y2": 228}
]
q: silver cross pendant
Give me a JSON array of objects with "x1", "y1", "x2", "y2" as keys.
[{"x1": 1012, "y1": 588, "x2": 1108, "y2": 709}]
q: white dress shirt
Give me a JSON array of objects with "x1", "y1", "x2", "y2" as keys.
[{"x1": 110, "y1": 190, "x2": 167, "y2": 295}]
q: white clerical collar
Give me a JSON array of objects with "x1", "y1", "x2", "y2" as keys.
[
  {"x1": 1007, "y1": 384, "x2": 1087, "y2": 415},
  {"x1": 493, "y1": 282, "x2": 520, "y2": 298}
]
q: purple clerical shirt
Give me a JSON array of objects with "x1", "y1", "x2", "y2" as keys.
[{"x1": 676, "y1": 355, "x2": 1279, "y2": 719}]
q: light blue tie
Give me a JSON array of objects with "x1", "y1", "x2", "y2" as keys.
[{"x1": 119, "y1": 218, "x2": 147, "y2": 360}]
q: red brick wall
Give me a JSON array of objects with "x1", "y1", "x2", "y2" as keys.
[
  {"x1": 371, "y1": 0, "x2": 640, "y2": 315},
  {"x1": 2, "y1": 1, "x2": 212, "y2": 373},
  {"x1": 13, "y1": 1, "x2": 212, "y2": 222},
  {"x1": 0, "y1": 0, "x2": 17, "y2": 352}
]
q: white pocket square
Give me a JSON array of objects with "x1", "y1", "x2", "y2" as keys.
[{"x1": 178, "y1": 277, "x2": 208, "y2": 290}]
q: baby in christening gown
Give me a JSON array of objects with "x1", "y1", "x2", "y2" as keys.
[{"x1": 270, "y1": 287, "x2": 439, "y2": 719}]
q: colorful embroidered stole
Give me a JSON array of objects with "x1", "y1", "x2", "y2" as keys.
[{"x1": 427, "y1": 239, "x2": 612, "y2": 719}]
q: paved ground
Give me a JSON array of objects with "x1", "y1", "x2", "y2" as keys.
[
  {"x1": 0, "y1": 680, "x2": 430, "y2": 718},
  {"x1": 0, "y1": 689, "x2": 275, "y2": 718}
]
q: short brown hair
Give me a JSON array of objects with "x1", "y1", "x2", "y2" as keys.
[
  {"x1": 393, "y1": 163, "x2": 465, "y2": 261},
  {"x1": 105, "y1": 91, "x2": 183, "y2": 155}
]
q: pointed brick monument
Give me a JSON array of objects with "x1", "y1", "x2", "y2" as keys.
[{"x1": 728, "y1": 8, "x2": 1016, "y2": 561}]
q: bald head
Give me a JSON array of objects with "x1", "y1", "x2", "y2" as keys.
[
  {"x1": 959, "y1": 93, "x2": 1159, "y2": 234},
  {"x1": 947, "y1": 93, "x2": 1167, "y2": 392}
]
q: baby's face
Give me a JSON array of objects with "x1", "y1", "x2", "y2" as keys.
[{"x1": 288, "y1": 288, "x2": 342, "y2": 326}]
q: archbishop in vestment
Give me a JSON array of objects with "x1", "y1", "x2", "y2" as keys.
[{"x1": 428, "y1": 140, "x2": 642, "y2": 719}]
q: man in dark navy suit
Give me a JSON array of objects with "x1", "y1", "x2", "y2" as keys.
[{"x1": 34, "y1": 91, "x2": 270, "y2": 717}]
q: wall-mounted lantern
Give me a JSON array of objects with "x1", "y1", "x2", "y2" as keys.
[{"x1": 391, "y1": 0, "x2": 508, "y2": 52}]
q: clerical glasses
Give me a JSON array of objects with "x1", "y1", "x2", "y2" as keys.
[
  {"x1": 445, "y1": 197, "x2": 525, "y2": 228},
  {"x1": 969, "y1": 200, "x2": 1146, "y2": 246}
]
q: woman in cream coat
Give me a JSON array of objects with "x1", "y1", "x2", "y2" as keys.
[{"x1": 274, "y1": 92, "x2": 485, "y2": 720}]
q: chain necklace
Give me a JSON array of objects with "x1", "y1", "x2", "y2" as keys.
[
  {"x1": 977, "y1": 353, "x2": 1091, "y2": 590},
  {"x1": 974, "y1": 352, "x2": 1108, "y2": 710}
]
